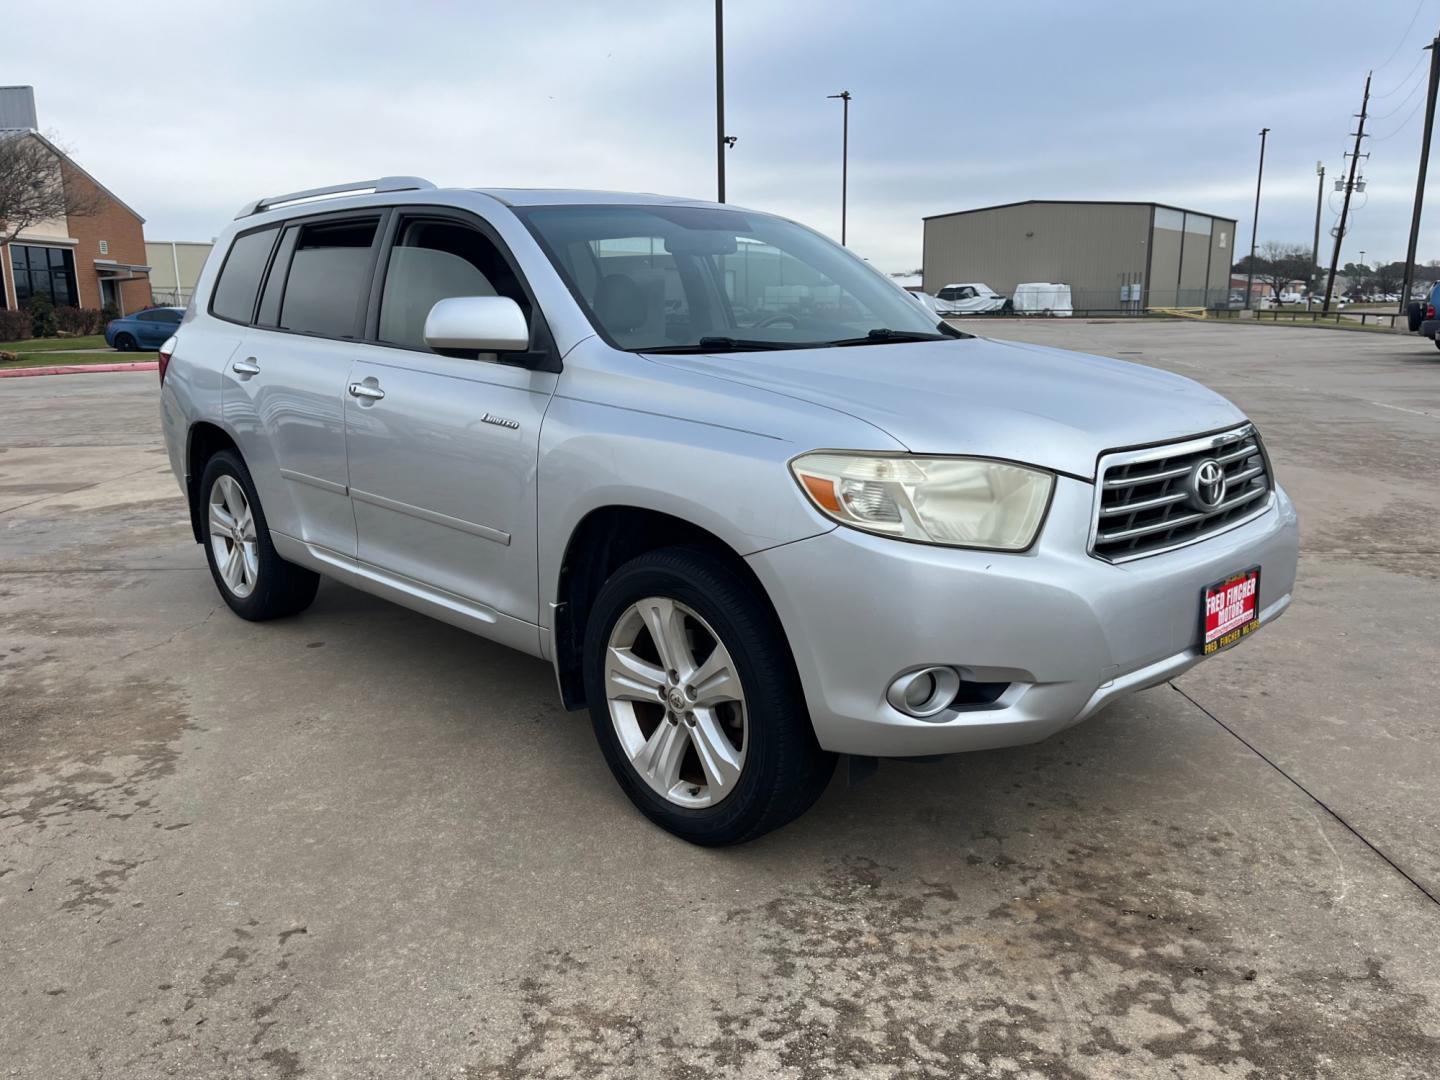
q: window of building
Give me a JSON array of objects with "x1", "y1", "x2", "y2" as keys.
[
  {"x1": 377, "y1": 219, "x2": 528, "y2": 351},
  {"x1": 98, "y1": 240, "x2": 109, "y2": 255},
  {"x1": 10, "y1": 245, "x2": 78, "y2": 307},
  {"x1": 278, "y1": 218, "x2": 380, "y2": 338},
  {"x1": 211, "y1": 226, "x2": 279, "y2": 324}
]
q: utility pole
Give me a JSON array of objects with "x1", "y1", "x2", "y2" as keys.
[
  {"x1": 715, "y1": 0, "x2": 725, "y2": 203},
  {"x1": 1324, "y1": 72, "x2": 1371, "y2": 314},
  {"x1": 1245, "y1": 127, "x2": 1269, "y2": 310},
  {"x1": 1311, "y1": 161, "x2": 1325, "y2": 305},
  {"x1": 827, "y1": 91, "x2": 852, "y2": 245},
  {"x1": 1400, "y1": 33, "x2": 1440, "y2": 312}
]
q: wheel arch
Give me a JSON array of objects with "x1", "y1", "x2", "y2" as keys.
[
  {"x1": 184, "y1": 421, "x2": 242, "y2": 543},
  {"x1": 551, "y1": 505, "x2": 789, "y2": 712}
]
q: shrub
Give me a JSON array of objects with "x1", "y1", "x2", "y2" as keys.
[
  {"x1": 26, "y1": 295, "x2": 57, "y2": 338},
  {"x1": 100, "y1": 302, "x2": 120, "y2": 323},
  {"x1": 55, "y1": 306, "x2": 106, "y2": 336},
  {"x1": 0, "y1": 350, "x2": 18, "y2": 363},
  {"x1": 0, "y1": 309, "x2": 29, "y2": 342}
]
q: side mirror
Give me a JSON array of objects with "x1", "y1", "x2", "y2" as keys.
[{"x1": 423, "y1": 296, "x2": 530, "y2": 354}]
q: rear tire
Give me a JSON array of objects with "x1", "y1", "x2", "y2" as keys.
[
  {"x1": 114, "y1": 333, "x2": 137, "y2": 352},
  {"x1": 1408, "y1": 302, "x2": 1424, "y2": 333},
  {"x1": 198, "y1": 450, "x2": 319, "y2": 621},
  {"x1": 583, "y1": 547, "x2": 836, "y2": 846}
]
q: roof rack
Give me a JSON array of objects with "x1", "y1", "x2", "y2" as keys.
[{"x1": 234, "y1": 176, "x2": 436, "y2": 219}]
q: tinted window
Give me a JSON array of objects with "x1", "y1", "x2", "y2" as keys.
[
  {"x1": 377, "y1": 220, "x2": 529, "y2": 351},
  {"x1": 255, "y1": 226, "x2": 299, "y2": 327},
  {"x1": 212, "y1": 227, "x2": 278, "y2": 323},
  {"x1": 279, "y1": 218, "x2": 379, "y2": 338}
]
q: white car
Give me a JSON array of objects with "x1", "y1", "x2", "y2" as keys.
[
  {"x1": 907, "y1": 290, "x2": 962, "y2": 317},
  {"x1": 935, "y1": 282, "x2": 1008, "y2": 315},
  {"x1": 1276, "y1": 291, "x2": 1303, "y2": 305}
]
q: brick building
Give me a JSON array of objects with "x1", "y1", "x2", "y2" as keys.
[{"x1": 0, "y1": 86, "x2": 152, "y2": 315}]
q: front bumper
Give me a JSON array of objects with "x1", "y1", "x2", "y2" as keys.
[{"x1": 746, "y1": 476, "x2": 1300, "y2": 757}]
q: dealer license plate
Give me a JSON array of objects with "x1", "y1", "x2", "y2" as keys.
[{"x1": 1201, "y1": 568, "x2": 1261, "y2": 656}]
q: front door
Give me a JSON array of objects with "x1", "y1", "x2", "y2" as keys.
[{"x1": 343, "y1": 213, "x2": 557, "y2": 637}]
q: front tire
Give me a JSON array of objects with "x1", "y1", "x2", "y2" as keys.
[
  {"x1": 583, "y1": 547, "x2": 835, "y2": 846},
  {"x1": 114, "y1": 333, "x2": 137, "y2": 352},
  {"x1": 199, "y1": 450, "x2": 319, "y2": 620}
]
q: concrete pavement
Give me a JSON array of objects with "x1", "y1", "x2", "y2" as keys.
[{"x1": 2, "y1": 324, "x2": 1438, "y2": 1078}]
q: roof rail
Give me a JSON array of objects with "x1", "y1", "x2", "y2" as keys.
[{"x1": 234, "y1": 176, "x2": 436, "y2": 219}]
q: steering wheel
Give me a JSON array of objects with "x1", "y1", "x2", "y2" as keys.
[{"x1": 755, "y1": 312, "x2": 801, "y2": 329}]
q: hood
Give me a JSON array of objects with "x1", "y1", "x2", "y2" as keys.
[{"x1": 647, "y1": 337, "x2": 1246, "y2": 479}]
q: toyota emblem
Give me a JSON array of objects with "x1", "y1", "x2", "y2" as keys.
[{"x1": 1188, "y1": 458, "x2": 1227, "y2": 511}]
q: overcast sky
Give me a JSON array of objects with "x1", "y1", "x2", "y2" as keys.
[{"x1": 11, "y1": 0, "x2": 1440, "y2": 274}]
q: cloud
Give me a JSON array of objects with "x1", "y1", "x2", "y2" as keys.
[{"x1": 10, "y1": 0, "x2": 1440, "y2": 272}]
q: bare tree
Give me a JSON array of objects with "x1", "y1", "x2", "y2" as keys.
[
  {"x1": 0, "y1": 131, "x2": 100, "y2": 252},
  {"x1": 1255, "y1": 241, "x2": 1313, "y2": 302}
]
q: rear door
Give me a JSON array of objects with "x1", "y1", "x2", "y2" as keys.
[
  {"x1": 343, "y1": 210, "x2": 558, "y2": 640},
  {"x1": 221, "y1": 212, "x2": 385, "y2": 559}
]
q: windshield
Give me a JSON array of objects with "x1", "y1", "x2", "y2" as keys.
[{"x1": 517, "y1": 204, "x2": 955, "y2": 351}]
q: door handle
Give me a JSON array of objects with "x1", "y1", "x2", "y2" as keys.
[
  {"x1": 348, "y1": 381, "x2": 385, "y2": 401},
  {"x1": 231, "y1": 358, "x2": 260, "y2": 376}
]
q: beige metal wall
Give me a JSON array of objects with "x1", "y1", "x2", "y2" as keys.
[
  {"x1": 923, "y1": 202, "x2": 1238, "y2": 310},
  {"x1": 923, "y1": 202, "x2": 1151, "y2": 307},
  {"x1": 144, "y1": 241, "x2": 212, "y2": 297}
]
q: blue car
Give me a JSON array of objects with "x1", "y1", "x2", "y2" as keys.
[{"x1": 105, "y1": 306, "x2": 184, "y2": 351}]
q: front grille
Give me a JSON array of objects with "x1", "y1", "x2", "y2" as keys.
[{"x1": 1090, "y1": 425, "x2": 1273, "y2": 562}]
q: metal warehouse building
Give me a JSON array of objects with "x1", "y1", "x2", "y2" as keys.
[{"x1": 922, "y1": 200, "x2": 1238, "y2": 312}]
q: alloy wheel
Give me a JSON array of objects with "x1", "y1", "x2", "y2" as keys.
[
  {"x1": 604, "y1": 596, "x2": 748, "y2": 808},
  {"x1": 208, "y1": 474, "x2": 259, "y2": 599}
]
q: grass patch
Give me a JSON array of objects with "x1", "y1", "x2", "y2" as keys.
[{"x1": 0, "y1": 334, "x2": 108, "y2": 352}]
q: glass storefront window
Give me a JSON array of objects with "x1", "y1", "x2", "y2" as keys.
[{"x1": 10, "y1": 245, "x2": 78, "y2": 307}]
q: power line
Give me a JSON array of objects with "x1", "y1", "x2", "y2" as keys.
[
  {"x1": 1371, "y1": 91, "x2": 1429, "y2": 141},
  {"x1": 1371, "y1": 72, "x2": 1427, "y2": 121},
  {"x1": 1373, "y1": 48, "x2": 1428, "y2": 97},
  {"x1": 1375, "y1": 0, "x2": 1430, "y2": 72}
]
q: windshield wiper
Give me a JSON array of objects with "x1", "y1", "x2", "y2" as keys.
[
  {"x1": 824, "y1": 328, "x2": 956, "y2": 347},
  {"x1": 641, "y1": 336, "x2": 812, "y2": 354}
]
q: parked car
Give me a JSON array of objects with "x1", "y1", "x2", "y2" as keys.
[
  {"x1": 1409, "y1": 281, "x2": 1440, "y2": 349},
  {"x1": 105, "y1": 306, "x2": 184, "y2": 351},
  {"x1": 935, "y1": 282, "x2": 1008, "y2": 314},
  {"x1": 1276, "y1": 291, "x2": 1303, "y2": 305},
  {"x1": 159, "y1": 178, "x2": 1300, "y2": 845},
  {"x1": 907, "y1": 290, "x2": 962, "y2": 317}
]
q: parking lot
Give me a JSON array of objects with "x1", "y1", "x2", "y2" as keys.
[{"x1": 2, "y1": 318, "x2": 1438, "y2": 1078}]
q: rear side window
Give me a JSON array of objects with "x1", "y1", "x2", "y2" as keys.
[
  {"x1": 211, "y1": 227, "x2": 279, "y2": 323},
  {"x1": 278, "y1": 218, "x2": 379, "y2": 338}
]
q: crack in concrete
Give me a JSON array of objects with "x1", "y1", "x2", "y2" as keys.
[{"x1": 1170, "y1": 681, "x2": 1440, "y2": 909}]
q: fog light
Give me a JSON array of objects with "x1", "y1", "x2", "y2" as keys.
[{"x1": 886, "y1": 666, "x2": 962, "y2": 719}]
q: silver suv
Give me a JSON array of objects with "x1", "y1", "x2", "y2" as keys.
[{"x1": 159, "y1": 177, "x2": 1299, "y2": 844}]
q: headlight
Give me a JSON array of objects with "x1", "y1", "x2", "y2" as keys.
[{"x1": 790, "y1": 452, "x2": 1054, "y2": 550}]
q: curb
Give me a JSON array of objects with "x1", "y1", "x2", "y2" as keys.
[{"x1": 0, "y1": 361, "x2": 159, "y2": 379}]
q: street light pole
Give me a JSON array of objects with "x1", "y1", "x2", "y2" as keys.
[
  {"x1": 715, "y1": 0, "x2": 725, "y2": 203},
  {"x1": 827, "y1": 91, "x2": 852, "y2": 245},
  {"x1": 1310, "y1": 161, "x2": 1325, "y2": 305},
  {"x1": 1245, "y1": 127, "x2": 1269, "y2": 310}
]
